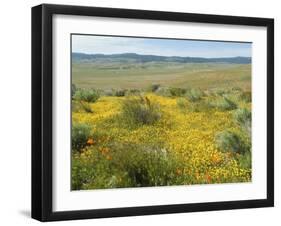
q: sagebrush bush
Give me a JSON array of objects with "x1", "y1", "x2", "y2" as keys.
[
  {"x1": 214, "y1": 96, "x2": 237, "y2": 111},
  {"x1": 121, "y1": 96, "x2": 161, "y2": 126},
  {"x1": 125, "y1": 89, "x2": 141, "y2": 96},
  {"x1": 231, "y1": 87, "x2": 243, "y2": 92},
  {"x1": 169, "y1": 87, "x2": 186, "y2": 97},
  {"x1": 177, "y1": 98, "x2": 188, "y2": 110},
  {"x1": 185, "y1": 88, "x2": 204, "y2": 102},
  {"x1": 72, "y1": 123, "x2": 92, "y2": 152},
  {"x1": 80, "y1": 101, "x2": 93, "y2": 113},
  {"x1": 215, "y1": 130, "x2": 248, "y2": 154},
  {"x1": 72, "y1": 101, "x2": 81, "y2": 112},
  {"x1": 239, "y1": 91, "x2": 252, "y2": 103},
  {"x1": 147, "y1": 84, "x2": 161, "y2": 92},
  {"x1": 71, "y1": 84, "x2": 77, "y2": 99},
  {"x1": 72, "y1": 101, "x2": 93, "y2": 113},
  {"x1": 237, "y1": 151, "x2": 251, "y2": 169},
  {"x1": 214, "y1": 88, "x2": 230, "y2": 96},
  {"x1": 203, "y1": 89, "x2": 215, "y2": 97},
  {"x1": 155, "y1": 87, "x2": 171, "y2": 97},
  {"x1": 233, "y1": 108, "x2": 251, "y2": 136},
  {"x1": 103, "y1": 89, "x2": 114, "y2": 96},
  {"x1": 114, "y1": 89, "x2": 127, "y2": 96},
  {"x1": 188, "y1": 101, "x2": 213, "y2": 112},
  {"x1": 72, "y1": 143, "x2": 187, "y2": 190},
  {"x1": 74, "y1": 89, "x2": 100, "y2": 102},
  {"x1": 71, "y1": 154, "x2": 96, "y2": 190},
  {"x1": 115, "y1": 145, "x2": 185, "y2": 187}
]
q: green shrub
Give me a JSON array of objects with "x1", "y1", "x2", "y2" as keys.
[
  {"x1": 215, "y1": 130, "x2": 248, "y2": 154},
  {"x1": 103, "y1": 89, "x2": 114, "y2": 96},
  {"x1": 71, "y1": 154, "x2": 96, "y2": 190},
  {"x1": 126, "y1": 89, "x2": 141, "y2": 96},
  {"x1": 204, "y1": 89, "x2": 215, "y2": 97},
  {"x1": 237, "y1": 151, "x2": 251, "y2": 169},
  {"x1": 214, "y1": 96, "x2": 237, "y2": 111},
  {"x1": 169, "y1": 87, "x2": 186, "y2": 97},
  {"x1": 80, "y1": 101, "x2": 93, "y2": 113},
  {"x1": 177, "y1": 98, "x2": 188, "y2": 110},
  {"x1": 147, "y1": 84, "x2": 161, "y2": 92},
  {"x1": 233, "y1": 108, "x2": 251, "y2": 136},
  {"x1": 74, "y1": 89, "x2": 100, "y2": 102},
  {"x1": 155, "y1": 87, "x2": 172, "y2": 97},
  {"x1": 239, "y1": 91, "x2": 252, "y2": 103},
  {"x1": 72, "y1": 101, "x2": 93, "y2": 113},
  {"x1": 214, "y1": 88, "x2": 230, "y2": 96},
  {"x1": 231, "y1": 87, "x2": 243, "y2": 92},
  {"x1": 114, "y1": 89, "x2": 127, "y2": 97},
  {"x1": 114, "y1": 145, "x2": 185, "y2": 187},
  {"x1": 188, "y1": 101, "x2": 213, "y2": 112},
  {"x1": 71, "y1": 84, "x2": 77, "y2": 99},
  {"x1": 185, "y1": 88, "x2": 204, "y2": 102},
  {"x1": 121, "y1": 96, "x2": 161, "y2": 126},
  {"x1": 72, "y1": 143, "x2": 187, "y2": 190},
  {"x1": 72, "y1": 101, "x2": 81, "y2": 112},
  {"x1": 72, "y1": 123, "x2": 91, "y2": 152}
]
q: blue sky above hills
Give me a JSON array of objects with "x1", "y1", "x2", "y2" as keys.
[{"x1": 72, "y1": 35, "x2": 251, "y2": 58}]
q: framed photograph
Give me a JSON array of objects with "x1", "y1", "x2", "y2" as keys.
[{"x1": 32, "y1": 4, "x2": 274, "y2": 221}]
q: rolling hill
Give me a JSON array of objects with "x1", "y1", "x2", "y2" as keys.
[{"x1": 72, "y1": 52, "x2": 251, "y2": 64}]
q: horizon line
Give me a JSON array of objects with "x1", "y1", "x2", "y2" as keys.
[{"x1": 72, "y1": 52, "x2": 252, "y2": 59}]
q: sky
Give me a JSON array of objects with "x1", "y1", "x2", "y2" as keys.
[{"x1": 72, "y1": 35, "x2": 251, "y2": 58}]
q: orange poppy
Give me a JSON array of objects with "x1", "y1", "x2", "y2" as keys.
[{"x1": 86, "y1": 138, "x2": 95, "y2": 145}]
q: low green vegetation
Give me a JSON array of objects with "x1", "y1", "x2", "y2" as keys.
[
  {"x1": 147, "y1": 84, "x2": 161, "y2": 92},
  {"x1": 121, "y1": 96, "x2": 161, "y2": 126},
  {"x1": 239, "y1": 91, "x2": 252, "y2": 103},
  {"x1": 72, "y1": 143, "x2": 187, "y2": 190},
  {"x1": 215, "y1": 130, "x2": 248, "y2": 154},
  {"x1": 169, "y1": 87, "x2": 186, "y2": 97},
  {"x1": 214, "y1": 96, "x2": 238, "y2": 111},
  {"x1": 73, "y1": 88, "x2": 100, "y2": 102},
  {"x1": 177, "y1": 98, "x2": 189, "y2": 110},
  {"x1": 185, "y1": 88, "x2": 204, "y2": 102},
  {"x1": 71, "y1": 84, "x2": 77, "y2": 99},
  {"x1": 233, "y1": 108, "x2": 251, "y2": 136},
  {"x1": 72, "y1": 123, "x2": 92, "y2": 152},
  {"x1": 113, "y1": 89, "x2": 127, "y2": 97}
]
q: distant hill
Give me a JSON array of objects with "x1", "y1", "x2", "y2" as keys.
[{"x1": 72, "y1": 52, "x2": 251, "y2": 64}]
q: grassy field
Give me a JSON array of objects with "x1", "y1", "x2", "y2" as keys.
[
  {"x1": 71, "y1": 62, "x2": 252, "y2": 190},
  {"x1": 72, "y1": 62, "x2": 251, "y2": 91}
]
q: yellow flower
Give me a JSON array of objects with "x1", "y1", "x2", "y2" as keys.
[
  {"x1": 106, "y1": 155, "x2": 112, "y2": 160},
  {"x1": 72, "y1": 93, "x2": 251, "y2": 186},
  {"x1": 176, "y1": 168, "x2": 182, "y2": 176}
]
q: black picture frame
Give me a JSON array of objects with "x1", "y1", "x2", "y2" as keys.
[{"x1": 32, "y1": 3, "x2": 274, "y2": 222}]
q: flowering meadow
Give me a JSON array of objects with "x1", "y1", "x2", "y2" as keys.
[{"x1": 71, "y1": 86, "x2": 252, "y2": 190}]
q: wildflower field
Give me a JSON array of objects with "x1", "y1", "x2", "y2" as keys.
[{"x1": 71, "y1": 70, "x2": 252, "y2": 190}]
